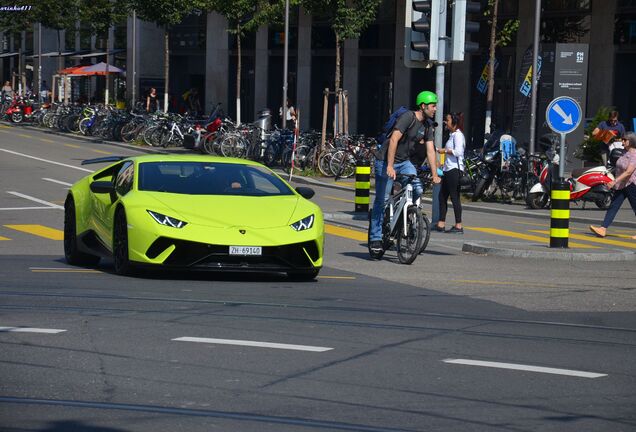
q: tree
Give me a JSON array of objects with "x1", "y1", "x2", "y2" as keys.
[
  {"x1": 79, "y1": 0, "x2": 129, "y2": 105},
  {"x1": 483, "y1": 0, "x2": 519, "y2": 135},
  {"x1": 128, "y1": 0, "x2": 205, "y2": 112},
  {"x1": 204, "y1": 0, "x2": 288, "y2": 124},
  {"x1": 0, "y1": 0, "x2": 79, "y2": 96},
  {"x1": 301, "y1": 0, "x2": 380, "y2": 95}
]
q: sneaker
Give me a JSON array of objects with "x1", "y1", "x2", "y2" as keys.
[
  {"x1": 369, "y1": 240, "x2": 383, "y2": 253},
  {"x1": 447, "y1": 226, "x2": 464, "y2": 234},
  {"x1": 589, "y1": 225, "x2": 606, "y2": 238},
  {"x1": 433, "y1": 225, "x2": 446, "y2": 232}
]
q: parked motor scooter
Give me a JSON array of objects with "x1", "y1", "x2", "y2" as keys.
[
  {"x1": 5, "y1": 96, "x2": 37, "y2": 123},
  {"x1": 526, "y1": 146, "x2": 624, "y2": 209}
]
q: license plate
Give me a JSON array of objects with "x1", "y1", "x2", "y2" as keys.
[{"x1": 229, "y1": 246, "x2": 262, "y2": 256}]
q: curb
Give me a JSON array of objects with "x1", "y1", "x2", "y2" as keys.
[
  {"x1": 287, "y1": 172, "x2": 636, "y2": 229},
  {"x1": 462, "y1": 241, "x2": 636, "y2": 261}
]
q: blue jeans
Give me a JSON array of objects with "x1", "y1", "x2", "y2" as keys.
[
  {"x1": 602, "y1": 183, "x2": 636, "y2": 228},
  {"x1": 369, "y1": 159, "x2": 418, "y2": 241}
]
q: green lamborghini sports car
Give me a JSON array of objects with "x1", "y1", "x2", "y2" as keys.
[{"x1": 64, "y1": 155, "x2": 324, "y2": 279}]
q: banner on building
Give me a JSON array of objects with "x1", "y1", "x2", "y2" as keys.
[
  {"x1": 476, "y1": 58, "x2": 499, "y2": 95},
  {"x1": 519, "y1": 55, "x2": 542, "y2": 97}
]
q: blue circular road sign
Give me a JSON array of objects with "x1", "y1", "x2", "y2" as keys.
[{"x1": 546, "y1": 96, "x2": 582, "y2": 135}]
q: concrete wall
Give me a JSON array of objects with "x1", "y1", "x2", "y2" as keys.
[
  {"x1": 296, "y1": 7, "x2": 312, "y2": 128},
  {"x1": 205, "y1": 12, "x2": 229, "y2": 113},
  {"x1": 587, "y1": 0, "x2": 616, "y2": 117}
]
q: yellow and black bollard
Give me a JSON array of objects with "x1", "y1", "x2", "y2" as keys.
[
  {"x1": 354, "y1": 159, "x2": 371, "y2": 213},
  {"x1": 549, "y1": 179, "x2": 570, "y2": 248}
]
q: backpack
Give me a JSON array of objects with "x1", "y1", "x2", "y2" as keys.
[{"x1": 375, "y1": 106, "x2": 410, "y2": 145}]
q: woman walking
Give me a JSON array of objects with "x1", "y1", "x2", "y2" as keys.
[
  {"x1": 435, "y1": 112, "x2": 465, "y2": 233},
  {"x1": 589, "y1": 132, "x2": 636, "y2": 239}
]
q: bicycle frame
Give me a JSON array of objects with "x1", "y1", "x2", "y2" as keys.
[{"x1": 387, "y1": 182, "x2": 416, "y2": 237}]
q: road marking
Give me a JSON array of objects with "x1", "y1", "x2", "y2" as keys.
[
  {"x1": 323, "y1": 195, "x2": 354, "y2": 203},
  {"x1": 91, "y1": 149, "x2": 112, "y2": 155},
  {"x1": 318, "y1": 275, "x2": 356, "y2": 280},
  {"x1": 7, "y1": 191, "x2": 63, "y2": 209},
  {"x1": 334, "y1": 182, "x2": 355, "y2": 189},
  {"x1": 38, "y1": 138, "x2": 55, "y2": 143},
  {"x1": 443, "y1": 359, "x2": 606, "y2": 378},
  {"x1": 0, "y1": 235, "x2": 9, "y2": 240},
  {"x1": 17, "y1": 133, "x2": 32, "y2": 138},
  {"x1": 0, "y1": 148, "x2": 92, "y2": 172},
  {"x1": 5, "y1": 225, "x2": 63, "y2": 240},
  {"x1": 42, "y1": 178, "x2": 73, "y2": 187},
  {"x1": 0, "y1": 206, "x2": 58, "y2": 211},
  {"x1": 30, "y1": 267, "x2": 101, "y2": 273},
  {"x1": 467, "y1": 227, "x2": 599, "y2": 249},
  {"x1": 530, "y1": 230, "x2": 636, "y2": 249},
  {"x1": 325, "y1": 223, "x2": 367, "y2": 242},
  {"x1": 0, "y1": 327, "x2": 66, "y2": 334},
  {"x1": 172, "y1": 337, "x2": 333, "y2": 352},
  {"x1": 64, "y1": 144, "x2": 81, "y2": 149},
  {"x1": 452, "y1": 279, "x2": 558, "y2": 288}
]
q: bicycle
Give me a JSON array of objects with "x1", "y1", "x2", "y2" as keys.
[{"x1": 367, "y1": 174, "x2": 428, "y2": 264}]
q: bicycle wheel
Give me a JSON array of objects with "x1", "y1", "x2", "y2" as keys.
[
  {"x1": 317, "y1": 150, "x2": 335, "y2": 177},
  {"x1": 78, "y1": 117, "x2": 92, "y2": 135},
  {"x1": 330, "y1": 150, "x2": 356, "y2": 179},
  {"x1": 418, "y1": 211, "x2": 431, "y2": 254},
  {"x1": 396, "y1": 206, "x2": 424, "y2": 265}
]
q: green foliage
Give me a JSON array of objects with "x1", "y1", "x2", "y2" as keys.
[
  {"x1": 79, "y1": 0, "x2": 129, "y2": 34},
  {"x1": 574, "y1": 106, "x2": 614, "y2": 163},
  {"x1": 0, "y1": 0, "x2": 80, "y2": 34},
  {"x1": 484, "y1": 0, "x2": 519, "y2": 48},
  {"x1": 129, "y1": 0, "x2": 205, "y2": 28},
  {"x1": 203, "y1": 0, "x2": 291, "y2": 36},
  {"x1": 301, "y1": 0, "x2": 381, "y2": 41}
]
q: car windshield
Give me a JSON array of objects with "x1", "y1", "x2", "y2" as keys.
[{"x1": 138, "y1": 161, "x2": 294, "y2": 196}]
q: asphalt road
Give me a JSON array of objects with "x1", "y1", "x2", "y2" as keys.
[{"x1": 1, "y1": 125, "x2": 635, "y2": 431}]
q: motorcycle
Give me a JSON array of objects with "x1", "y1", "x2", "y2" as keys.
[
  {"x1": 526, "y1": 147, "x2": 624, "y2": 210},
  {"x1": 5, "y1": 96, "x2": 37, "y2": 123}
]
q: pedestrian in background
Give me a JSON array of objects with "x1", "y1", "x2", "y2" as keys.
[
  {"x1": 146, "y1": 87, "x2": 159, "y2": 113},
  {"x1": 590, "y1": 132, "x2": 636, "y2": 240},
  {"x1": 279, "y1": 98, "x2": 297, "y2": 128},
  {"x1": 592, "y1": 111, "x2": 626, "y2": 165},
  {"x1": 435, "y1": 112, "x2": 465, "y2": 234},
  {"x1": 1, "y1": 81, "x2": 14, "y2": 101}
]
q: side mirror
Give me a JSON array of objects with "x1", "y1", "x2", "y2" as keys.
[
  {"x1": 90, "y1": 181, "x2": 115, "y2": 194},
  {"x1": 296, "y1": 186, "x2": 315, "y2": 200}
]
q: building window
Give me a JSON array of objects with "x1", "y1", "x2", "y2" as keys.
[
  {"x1": 542, "y1": 16, "x2": 590, "y2": 42},
  {"x1": 616, "y1": 14, "x2": 636, "y2": 45},
  {"x1": 544, "y1": 0, "x2": 591, "y2": 10}
]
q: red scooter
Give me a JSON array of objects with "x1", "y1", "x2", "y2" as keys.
[
  {"x1": 526, "y1": 148, "x2": 624, "y2": 210},
  {"x1": 5, "y1": 97, "x2": 36, "y2": 123}
]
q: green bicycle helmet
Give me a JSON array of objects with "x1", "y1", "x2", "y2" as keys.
[{"x1": 416, "y1": 90, "x2": 438, "y2": 106}]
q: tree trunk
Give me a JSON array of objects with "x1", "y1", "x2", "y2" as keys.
[
  {"x1": 236, "y1": 25, "x2": 242, "y2": 125},
  {"x1": 105, "y1": 31, "x2": 110, "y2": 106},
  {"x1": 485, "y1": 0, "x2": 499, "y2": 136},
  {"x1": 163, "y1": 29, "x2": 169, "y2": 112},
  {"x1": 334, "y1": 33, "x2": 341, "y2": 134}
]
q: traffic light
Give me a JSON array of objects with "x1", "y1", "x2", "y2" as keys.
[
  {"x1": 404, "y1": 0, "x2": 441, "y2": 67},
  {"x1": 451, "y1": 0, "x2": 482, "y2": 62}
]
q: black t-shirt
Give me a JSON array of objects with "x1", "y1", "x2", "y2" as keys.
[
  {"x1": 380, "y1": 111, "x2": 433, "y2": 163},
  {"x1": 410, "y1": 117, "x2": 435, "y2": 166}
]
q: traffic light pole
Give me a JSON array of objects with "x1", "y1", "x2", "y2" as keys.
[{"x1": 434, "y1": 2, "x2": 447, "y2": 148}]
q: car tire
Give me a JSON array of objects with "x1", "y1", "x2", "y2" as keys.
[
  {"x1": 287, "y1": 269, "x2": 319, "y2": 281},
  {"x1": 113, "y1": 209, "x2": 133, "y2": 276},
  {"x1": 64, "y1": 197, "x2": 100, "y2": 266}
]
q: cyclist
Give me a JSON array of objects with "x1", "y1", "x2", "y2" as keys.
[{"x1": 369, "y1": 90, "x2": 441, "y2": 256}]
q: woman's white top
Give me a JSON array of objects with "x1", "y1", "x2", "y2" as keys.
[{"x1": 443, "y1": 130, "x2": 465, "y2": 172}]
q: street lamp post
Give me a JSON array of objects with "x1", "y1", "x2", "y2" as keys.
[
  {"x1": 281, "y1": 0, "x2": 289, "y2": 129},
  {"x1": 529, "y1": 0, "x2": 541, "y2": 156}
]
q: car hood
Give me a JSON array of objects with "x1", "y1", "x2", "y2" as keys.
[{"x1": 142, "y1": 192, "x2": 303, "y2": 228}]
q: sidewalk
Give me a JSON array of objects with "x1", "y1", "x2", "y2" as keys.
[{"x1": 6, "y1": 121, "x2": 636, "y2": 261}]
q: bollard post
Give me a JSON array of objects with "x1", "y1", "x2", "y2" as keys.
[
  {"x1": 549, "y1": 179, "x2": 570, "y2": 248},
  {"x1": 354, "y1": 159, "x2": 371, "y2": 213}
]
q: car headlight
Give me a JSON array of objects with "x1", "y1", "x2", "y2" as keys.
[
  {"x1": 147, "y1": 210, "x2": 187, "y2": 228},
  {"x1": 290, "y1": 214, "x2": 314, "y2": 231}
]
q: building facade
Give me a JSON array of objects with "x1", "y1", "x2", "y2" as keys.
[{"x1": 2, "y1": 0, "x2": 635, "y2": 150}]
